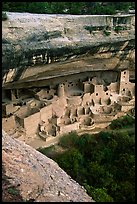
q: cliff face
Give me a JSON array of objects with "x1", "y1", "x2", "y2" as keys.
[
  {"x1": 2, "y1": 130, "x2": 94, "y2": 202},
  {"x1": 2, "y1": 13, "x2": 135, "y2": 201},
  {"x1": 2, "y1": 12, "x2": 135, "y2": 88}
]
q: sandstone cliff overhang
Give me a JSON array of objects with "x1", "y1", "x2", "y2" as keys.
[
  {"x1": 2, "y1": 130, "x2": 94, "y2": 202},
  {"x1": 2, "y1": 12, "x2": 135, "y2": 87}
]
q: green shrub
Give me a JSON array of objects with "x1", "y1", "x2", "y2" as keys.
[
  {"x1": 99, "y1": 131, "x2": 111, "y2": 141},
  {"x1": 114, "y1": 26, "x2": 125, "y2": 33},
  {"x1": 91, "y1": 187, "x2": 114, "y2": 202},
  {"x1": 2, "y1": 12, "x2": 8, "y2": 21},
  {"x1": 103, "y1": 29, "x2": 111, "y2": 36},
  {"x1": 58, "y1": 131, "x2": 78, "y2": 148},
  {"x1": 55, "y1": 148, "x2": 84, "y2": 179},
  {"x1": 2, "y1": 2, "x2": 134, "y2": 15},
  {"x1": 84, "y1": 26, "x2": 93, "y2": 34},
  {"x1": 109, "y1": 115, "x2": 135, "y2": 129},
  {"x1": 37, "y1": 145, "x2": 55, "y2": 156},
  {"x1": 7, "y1": 187, "x2": 19, "y2": 195}
]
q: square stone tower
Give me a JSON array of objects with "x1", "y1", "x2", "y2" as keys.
[{"x1": 119, "y1": 70, "x2": 129, "y2": 95}]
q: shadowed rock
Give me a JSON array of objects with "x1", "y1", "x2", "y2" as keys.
[{"x1": 2, "y1": 12, "x2": 135, "y2": 86}]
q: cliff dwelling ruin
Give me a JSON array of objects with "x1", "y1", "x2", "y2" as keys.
[
  {"x1": 2, "y1": 69, "x2": 135, "y2": 144},
  {"x1": 2, "y1": 13, "x2": 135, "y2": 147}
]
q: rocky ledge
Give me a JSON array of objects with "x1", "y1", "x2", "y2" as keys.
[
  {"x1": 2, "y1": 130, "x2": 94, "y2": 202},
  {"x1": 2, "y1": 12, "x2": 135, "y2": 86}
]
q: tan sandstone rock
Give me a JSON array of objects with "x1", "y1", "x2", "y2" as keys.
[{"x1": 2, "y1": 130, "x2": 94, "y2": 202}]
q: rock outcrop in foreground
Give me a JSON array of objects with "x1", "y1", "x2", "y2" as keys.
[{"x1": 2, "y1": 130, "x2": 94, "y2": 202}]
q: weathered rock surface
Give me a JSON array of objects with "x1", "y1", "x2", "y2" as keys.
[
  {"x1": 2, "y1": 130, "x2": 94, "y2": 202},
  {"x1": 2, "y1": 12, "x2": 135, "y2": 87}
]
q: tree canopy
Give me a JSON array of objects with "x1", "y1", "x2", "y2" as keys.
[
  {"x1": 38, "y1": 115, "x2": 135, "y2": 202},
  {"x1": 2, "y1": 2, "x2": 135, "y2": 15}
]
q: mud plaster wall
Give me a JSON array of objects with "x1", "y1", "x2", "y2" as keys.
[
  {"x1": 52, "y1": 97, "x2": 67, "y2": 117},
  {"x1": 59, "y1": 122, "x2": 79, "y2": 135},
  {"x1": 44, "y1": 123, "x2": 56, "y2": 136},
  {"x1": 91, "y1": 93, "x2": 101, "y2": 104},
  {"x1": 121, "y1": 104, "x2": 134, "y2": 112},
  {"x1": 94, "y1": 84, "x2": 104, "y2": 94},
  {"x1": 24, "y1": 112, "x2": 40, "y2": 136},
  {"x1": 92, "y1": 114, "x2": 114, "y2": 122},
  {"x1": 77, "y1": 106, "x2": 85, "y2": 116},
  {"x1": 90, "y1": 84, "x2": 118, "y2": 105},
  {"x1": 107, "y1": 82, "x2": 119, "y2": 92},
  {"x1": 2, "y1": 116, "x2": 15, "y2": 132},
  {"x1": 15, "y1": 115, "x2": 24, "y2": 128},
  {"x1": 40, "y1": 104, "x2": 52, "y2": 124},
  {"x1": 83, "y1": 82, "x2": 91, "y2": 93},
  {"x1": 82, "y1": 93, "x2": 91, "y2": 106},
  {"x1": 35, "y1": 89, "x2": 48, "y2": 99},
  {"x1": 67, "y1": 96, "x2": 82, "y2": 106},
  {"x1": 60, "y1": 117, "x2": 71, "y2": 125},
  {"x1": 101, "y1": 96, "x2": 111, "y2": 105},
  {"x1": 79, "y1": 115, "x2": 92, "y2": 126},
  {"x1": 5, "y1": 104, "x2": 14, "y2": 115},
  {"x1": 64, "y1": 81, "x2": 81, "y2": 93},
  {"x1": 119, "y1": 81, "x2": 135, "y2": 96},
  {"x1": 89, "y1": 84, "x2": 108, "y2": 105},
  {"x1": 70, "y1": 108, "x2": 77, "y2": 117},
  {"x1": 120, "y1": 70, "x2": 129, "y2": 82},
  {"x1": 36, "y1": 89, "x2": 55, "y2": 100}
]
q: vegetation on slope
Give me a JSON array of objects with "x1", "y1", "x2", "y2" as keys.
[
  {"x1": 38, "y1": 114, "x2": 135, "y2": 202},
  {"x1": 2, "y1": 12, "x2": 8, "y2": 21},
  {"x1": 2, "y1": 2, "x2": 135, "y2": 15}
]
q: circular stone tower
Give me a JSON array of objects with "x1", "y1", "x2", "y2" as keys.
[{"x1": 58, "y1": 83, "x2": 65, "y2": 97}]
